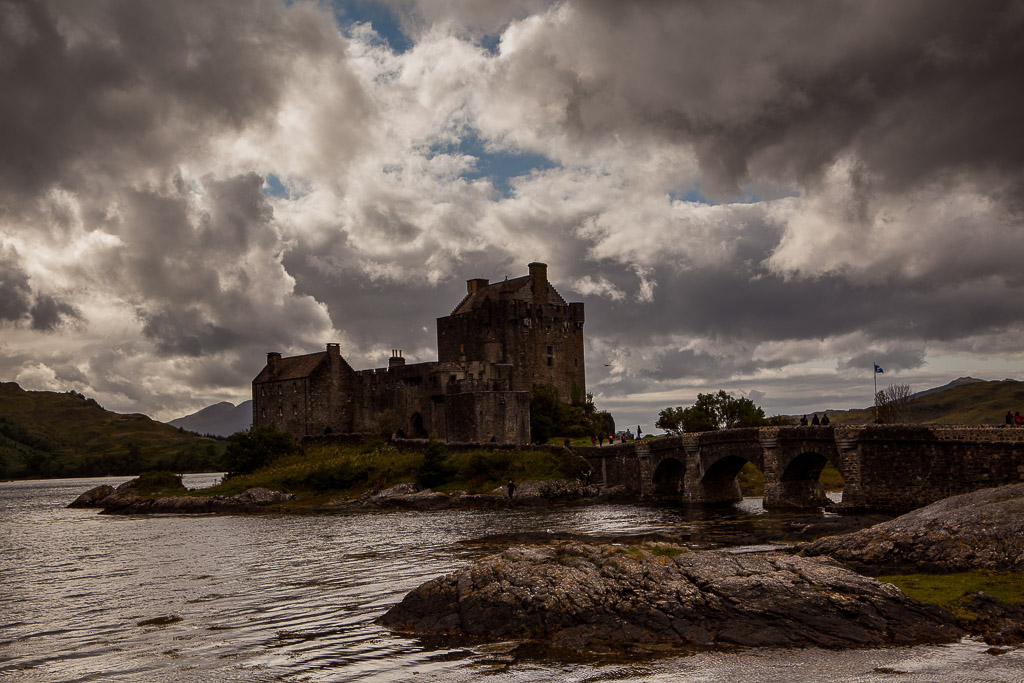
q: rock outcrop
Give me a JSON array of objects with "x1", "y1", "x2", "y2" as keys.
[
  {"x1": 326, "y1": 478, "x2": 599, "y2": 511},
  {"x1": 69, "y1": 481, "x2": 294, "y2": 514},
  {"x1": 799, "y1": 482, "x2": 1024, "y2": 573},
  {"x1": 379, "y1": 543, "x2": 962, "y2": 653}
]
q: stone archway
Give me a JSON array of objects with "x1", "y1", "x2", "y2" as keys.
[
  {"x1": 696, "y1": 454, "x2": 756, "y2": 504},
  {"x1": 651, "y1": 457, "x2": 685, "y2": 497},
  {"x1": 769, "y1": 450, "x2": 834, "y2": 508},
  {"x1": 410, "y1": 412, "x2": 428, "y2": 438}
]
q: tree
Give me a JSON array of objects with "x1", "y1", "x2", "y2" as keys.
[
  {"x1": 530, "y1": 384, "x2": 615, "y2": 443},
  {"x1": 656, "y1": 390, "x2": 768, "y2": 434},
  {"x1": 874, "y1": 383, "x2": 912, "y2": 424}
]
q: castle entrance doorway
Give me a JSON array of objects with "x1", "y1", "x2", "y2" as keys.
[{"x1": 410, "y1": 413, "x2": 428, "y2": 438}]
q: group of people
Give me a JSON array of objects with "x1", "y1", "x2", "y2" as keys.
[
  {"x1": 591, "y1": 426, "x2": 643, "y2": 446},
  {"x1": 1005, "y1": 411, "x2": 1024, "y2": 426},
  {"x1": 798, "y1": 413, "x2": 831, "y2": 426}
]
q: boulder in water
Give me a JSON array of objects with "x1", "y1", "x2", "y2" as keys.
[{"x1": 380, "y1": 543, "x2": 963, "y2": 654}]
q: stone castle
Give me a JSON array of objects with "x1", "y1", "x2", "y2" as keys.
[{"x1": 252, "y1": 263, "x2": 585, "y2": 444}]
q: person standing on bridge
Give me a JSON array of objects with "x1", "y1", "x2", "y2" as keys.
[
  {"x1": 1007, "y1": 411, "x2": 1015, "y2": 426},
  {"x1": 811, "y1": 414, "x2": 820, "y2": 426},
  {"x1": 799, "y1": 415, "x2": 808, "y2": 426},
  {"x1": 821, "y1": 413, "x2": 830, "y2": 425}
]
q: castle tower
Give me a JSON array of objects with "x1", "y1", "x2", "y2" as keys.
[{"x1": 436, "y1": 262, "x2": 585, "y2": 403}]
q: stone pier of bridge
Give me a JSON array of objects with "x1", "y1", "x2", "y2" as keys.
[{"x1": 577, "y1": 425, "x2": 1024, "y2": 512}]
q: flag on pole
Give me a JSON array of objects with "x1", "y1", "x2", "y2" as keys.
[{"x1": 874, "y1": 364, "x2": 884, "y2": 374}]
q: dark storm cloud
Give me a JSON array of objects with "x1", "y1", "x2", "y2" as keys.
[
  {"x1": 0, "y1": 0, "x2": 336, "y2": 214},
  {"x1": 30, "y1": 294, "x2": 79, "y2": 330},
  {"x1": 141, "y1": 307, "x2": 244, "y2": 357},
  {"x1": 109, "y1": 173, "x2": 333, "y2": 360},
  {"x1": 498, "y1": 0, "x2": 1024, "y2": 198},
  {"x1": 0, "y1": 246, "x2": 32, "y2": 321},
  {"x1": 839, "y1": 347, "x2": 926, "y2": 374}
]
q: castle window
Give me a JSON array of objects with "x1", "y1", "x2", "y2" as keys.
[
  {"x1": 292, "y1": 404, "x2": 298, "y2": 416},
  {"x1": 547, "y1": 346, "x2": 553, "y2": 354},
  {"x1": 547, "y1": 357, "x2": 552, "y2": 366},
  {"x1": 261, "y1": 409, "x2": 266, "y2": 419},
  {"x1": 277, "y1": 407, "x2": 283, "y2": 417}
]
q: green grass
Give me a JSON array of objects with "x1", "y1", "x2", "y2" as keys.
[
  {"x1": 738, "y1": 462, "x2": 765, "y2": 496},
  {"x1": 819, "y1": 462, "x2": 843, "y2": 491},
  {"x1": 877, "y1": 571, "x2": 1024, "y2": 619},
  {"x1": 737, "y1": 461, "x2": 844, "y2": 496},
  {"x1": 199, "y1": 440, "x2": 589, "y2": 500}
]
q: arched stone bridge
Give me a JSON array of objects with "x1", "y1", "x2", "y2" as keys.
[{"x1": 578, "y1": 425, "x2": 1024, "y2": 512}]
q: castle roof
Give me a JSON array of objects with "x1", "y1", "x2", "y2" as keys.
[
  {"x1": 450, "y1": 276, "x2": 567, "y2": 315},
  {"x1": 253, "y1": 351, "x2": 326, "y2": 382}
]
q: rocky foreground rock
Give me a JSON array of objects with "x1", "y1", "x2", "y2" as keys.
[
  {"x1": 799, "y1": 482, "x2": 1024, "y2": 573},
  {"x1": 379, "y1": 543, "x2": 962, "y2": 653},
  {"x1": 69, "y1": 481, "x2": 294, "y2": 513}
]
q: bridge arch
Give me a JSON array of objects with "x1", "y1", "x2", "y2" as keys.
[
  {"x1": 651, "y1": 456, "x2": 685, "y2": 496},
  {"x1": 765, "y1": 428, "x2": 844, "y2": 508},
  {"x1": 686, "y1": 429, "x2": 766, "y2": 504}
]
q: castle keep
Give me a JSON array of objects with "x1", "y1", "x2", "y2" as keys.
[{"x1": 252, "y1": 263, "x2": 585, "y2": 444}]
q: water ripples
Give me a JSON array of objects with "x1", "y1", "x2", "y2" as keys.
[{"x1": 3, "y1": 476, "x2": 1023, "y2": 681}]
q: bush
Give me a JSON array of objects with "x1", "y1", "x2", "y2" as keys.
[
  {"x1": 223, "y1": 424, "x2": 300, "y2": 476},
  {"x1": 130, "y1": 470, "x2": 185, "y2": 495}
]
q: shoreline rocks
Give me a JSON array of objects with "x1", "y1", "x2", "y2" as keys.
[
  {"x1": 69, "y1": 481, "x2": 294, "y2": 514},
  {"x1": 68, "y1": 477, "x2": 603, "y2": 515},
  {"x1": 798, "y1": 482, "x2": 1024, "y2": 574},
  {"x1": 379, "y1": 543, "x2": 963, "y2": 654},
  {"x1": 331, "y1": 478, "x2": 603, "y2": 511}
]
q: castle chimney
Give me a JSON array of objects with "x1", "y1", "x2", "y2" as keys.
[
  {"x1": 467, "y1": 278, "x2": 489, "y2": 295},
  {"x1": 529, "y1": 262, "x2": 548, "y2": 305},
  {"x1": 326, "y1": 343, "x2": 340, "y2": 356},
  {"x1": 267, "y1": 352, "x2": 281, "y2": 370},
  {"x1": 389, "y1": 349, "x2": 406, "y2": 369}
]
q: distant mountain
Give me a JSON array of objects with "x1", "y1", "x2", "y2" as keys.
[
  {"x1": 169, "y1": 400, "x2": 252, "y2": 437},
  {"x1": 0, "y1": 381, "x2": 223, "y2": 479},
  {"x1": 830, "y1": 378, "x2": 1024, "y2": 425}
]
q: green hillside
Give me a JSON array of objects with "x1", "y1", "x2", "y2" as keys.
[
  {"x1": 830, "y1": 379, "x2": 1024, "y2": 425},
  {"x1": 0, "y1": 382, "x2": 224, "y2": 479}
]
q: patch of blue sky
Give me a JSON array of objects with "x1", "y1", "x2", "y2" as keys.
[
  {"x1": 331, "y1": 0, "x2": 412, "y2": 53},
  {"x1": 669, "y1": 185, "x2": 799, "y2": 206},
  {"x1": 262, "y1": 174, "x2": 288, "y2": 198},
  {"x1": 430, "y1": 129, "x2": 558, "y2": 197},
  {"x1": 479, "y1": 33, "x2": 501, "y2": 55}
]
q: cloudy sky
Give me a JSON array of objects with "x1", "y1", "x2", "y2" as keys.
[{"x1": 2, "y1": 0, "x2": 1023, "y2": 429}]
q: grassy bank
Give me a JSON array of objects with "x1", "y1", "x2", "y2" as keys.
[
  {"x1": 877, "y1": 571, "x2": 1024, "y2": 619},
  {"x1": 201, "y1": 439, "x2": 589, "y2": 501}
]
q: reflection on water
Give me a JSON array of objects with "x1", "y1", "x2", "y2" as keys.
[{"x1": 1, "y1": 476, "x2": 1020, "y2": 682}]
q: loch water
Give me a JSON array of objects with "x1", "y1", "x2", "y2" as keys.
[{"x1": 2, "y1": 476, "x2": 1022, "y2": 682}]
